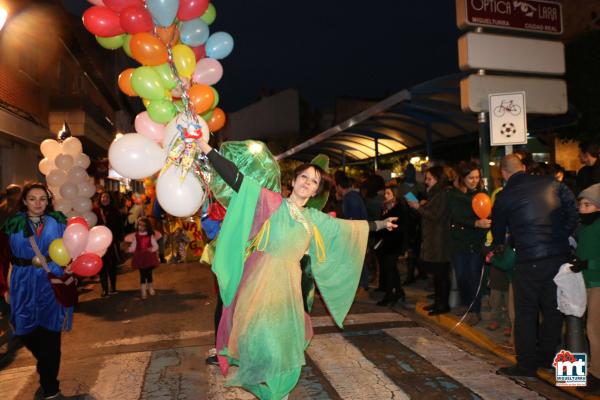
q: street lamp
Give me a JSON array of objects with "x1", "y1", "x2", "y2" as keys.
[{"x1": 0, "y1": 6, "x2": 7, "y2": 32}]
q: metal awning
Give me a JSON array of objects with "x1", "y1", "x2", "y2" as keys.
[{"x1": 276, "y1": 73, "x2": 479, "y2": 166}]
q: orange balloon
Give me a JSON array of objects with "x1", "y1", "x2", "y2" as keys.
[
  {"x1": 472, "y1": 192, "x2": 492, "y2": 219},
  {"x1": 188, "y1": 84, "x2": 215, "y2": 115},
  {"x1": 156, "y1": 24, "x2": 180, "y2": 47},
  {"x1": 207, "y1": 107, "x2": 226, "y2": 132},
  {"x1": 118, "y1": 68, "x2": 137, "y2": 96},
  {"x1": 130, "y1": 32, "x2": 168, "y2": 66}
]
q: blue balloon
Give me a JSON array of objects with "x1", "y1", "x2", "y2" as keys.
[
  {"x1": 146, "y1": 0, "x2": 179, "y2": 27},
  {"x1": 179, "y1": 18, "x2": 210, "y2": 47},
  {"x1": 205, "y1": 32, "x2": 234, "y2": 60}
]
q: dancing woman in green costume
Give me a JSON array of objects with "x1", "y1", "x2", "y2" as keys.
[{"x1": 199, "y1": 140, "x2": 397, "y2": 399}]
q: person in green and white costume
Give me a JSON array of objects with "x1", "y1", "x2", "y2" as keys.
[{"x1": 199, "y1": 140, "x2": 397, "y2": 400}]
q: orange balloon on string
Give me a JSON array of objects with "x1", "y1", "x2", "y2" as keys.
[
  {"x1": 130, "y1": 32, "x2": 168, "y2": 66},
  {"x1": 472, "y1": 192, "x2": 492, "y2": 219},
  {"x1": 118, "y1": 68, "x2": 137, "y2": 96},
  {"x1": 207, "y1": 107, "x2": 226, "y2": 132},
  {"x1": 156, "y1": 24, "x2": 180, "y2": 47},
  {"x1": 188, "y1": 84, "x2": 215, "y2": 115}
]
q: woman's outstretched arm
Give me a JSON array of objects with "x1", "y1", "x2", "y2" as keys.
[{"x1": 198, "y1": 141, "x2": 244, "y2": 192}]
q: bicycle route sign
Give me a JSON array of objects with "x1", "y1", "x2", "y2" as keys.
[{"x1": 488, "y1": 91, "x2": 527, "y2": 146}]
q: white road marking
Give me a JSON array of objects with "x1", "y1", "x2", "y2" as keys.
[
  {"x1": 91, "y1": 330, "x2": 212, "y2": 348},
  {"x1": 89, "y1": 351, "x2": 151, "y2": 400},
  {"x1": 311, "y1": 312, "x2": 409, "y2": 328},
  {"x1": 0, "y1": 365, "x2": 35, "y2": 399},
  {"x1": 307, "y1": 333, "x2": 410, "y2": 400},
  {"x1": 385, "y1": 327, "x2": 545, "y2": 400}
]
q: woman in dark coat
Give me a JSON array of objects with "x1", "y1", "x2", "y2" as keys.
[
  {"x1": 376, "y1": 185, "x2": 408, "y2": 306},
  {"x1": 94, "y1": 191, "x2": 123, "y2": 297},
  {"x1": 407, "y1": 166, "x2": 452, "y2": 315}
]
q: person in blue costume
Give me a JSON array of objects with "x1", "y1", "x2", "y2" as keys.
[{"x1": 3, "y1": 182, "x2": 72, "y2": 400}]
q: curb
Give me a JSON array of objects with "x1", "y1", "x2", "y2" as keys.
[{"x1": 415, "y1": 300, "x2": 600, "y2": 400}]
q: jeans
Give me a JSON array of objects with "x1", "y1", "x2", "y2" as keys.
[
  {"x1": 452, "y1": 251, "x2": 484, "y2": 313},
  {"x1": 19, "y1": 327, "x2": 61, "y2": 397},
  {"x1": 513, "y1": 255, "x2": 566, "y2": 371}
]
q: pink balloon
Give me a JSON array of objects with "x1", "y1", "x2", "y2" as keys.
[
  {"x1": 67, "y1": 216, "x2": 89, "y2": 230},
  {"x1": 87, "y1": 0, "x2": 106, "y2": 5},
  {"x1": 84, "y1": 226, "x2": 113, "y2": 256},
  {"x1": 63, "y1": 224, "x2": 90, "y2": 259},
  {"x1": 135, "y1": 111, "x2": 167, "y2": 143},
  {"x1": 192, "y1": 58, "x2": 223, "y2": 86},
  {"x1": 71, "y1": 253, "x2": 103, "y2": 277}
]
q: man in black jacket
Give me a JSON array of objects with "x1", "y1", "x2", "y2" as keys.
[{"x1": 492, "y1": 154, "x2": 579, "y2": 377}]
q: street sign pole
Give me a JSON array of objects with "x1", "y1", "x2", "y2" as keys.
[{"x1": 478, "y1": 111, "x2": 491, "y2": 190}]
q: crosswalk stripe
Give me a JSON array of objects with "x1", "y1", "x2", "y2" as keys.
[
  {"x1": 91, "y1": 330, "x2": 212, "y2": 348},
  {"x1": 384, "y1": 327, "x2": 545, "y2": 400},
  {"x1": 311, "y1": 312, "x2": 409, "y2": 328},
  {"x1": 0, "y1": 365, "x2": 35, "y2": 399},
  {"x1": 89, "y1": 351, "x2": 151, "y2": 400},
  {"x1": 307, "y1": 333, "x2": 411, "y2": 400}
]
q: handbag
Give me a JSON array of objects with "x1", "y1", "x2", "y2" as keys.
[{"x1": 29, "y1": 236, "x2": 78, "y2": 307}]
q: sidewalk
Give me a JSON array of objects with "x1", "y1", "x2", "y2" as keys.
[{"x1": 399, "y1": 279, "x2": 600, "y2": 400}]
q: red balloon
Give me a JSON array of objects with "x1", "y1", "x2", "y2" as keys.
[
  {"x1": 120, "y1": 4, "x2": 153, "y2": 34},
  {"x1": 104, "y1": 0, "x2": 143, "y2": 13},
  {"x1": 71, "y1": 253, "x2": 103, "y2": 277},
  {"x1": 67, "y1": 216, "x2": 90, "y2": 230},
  {"x1": 191, "y1": 44, "x2": 206, "y2": 61},
  {"x1": 82, "y1": 6, "x2": 124, "y2": 37},
  {"x1": 472, "y1": 193, "x2": 492, "y2": 219},
  {"x1": 177, "y1": 0, "x2": 210, "y2": 21}
]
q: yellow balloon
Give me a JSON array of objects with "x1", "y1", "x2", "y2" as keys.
[
  {"x1": 172, "y1": 44, "x2": 196, "y2": 79},
  {"x1": 49, "y1": 238, "x2": 71, "y2": 267},
  {"x1": 143, "y1": 98, "x2": 151, "y2": 108}
]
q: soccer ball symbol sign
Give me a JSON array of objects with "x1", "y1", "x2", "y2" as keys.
[{"x1": 500, "y1": 122, "x2": 517, "y2": 138}]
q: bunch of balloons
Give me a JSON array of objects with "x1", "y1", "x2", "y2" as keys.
[
  {"x1": 38, "y1": 137, "x2": 98, "y2": 227},
  {"x1": 82, "y1": 0, "x2": 230, "y2": 132},
  {"x1": 49, "y1": 217, "x2": 113, "y2": 277}
]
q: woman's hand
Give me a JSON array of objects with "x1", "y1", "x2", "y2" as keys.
[
  {"x1": 197, "y1": 140, "x2": 213, "y2": 155},
  {"x1": 475, "y1": 219, "x2": 492, "y2": 229},
  {"x1": 407, "y1": 201, "x2": 419, "y2": 210},
  {"x1": 385, "y1": 217, "x2": 398, "y2": 231}
]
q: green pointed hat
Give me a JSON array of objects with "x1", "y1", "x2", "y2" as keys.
[{"x1": 305, "y1": 154, "x2": 330, "y2": 210}]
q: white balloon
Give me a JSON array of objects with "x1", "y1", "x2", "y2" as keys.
[
  {"x1": 38, "y1": 158, "x2": 54, "y2": 175},
  {"x1": 59, "y1": 182, "x2": 79, "y2": 199},
  {"x1": 40, "y1": 139, "x2": 62, "y2": 159},
  {"x1": 109, "y1": 133, "x2": 166, "y2": 180},
  {"x1": 77, "y1": 181, "x2": 96, "y2": 198},
  {"x1": 156, "y1": 166, "x2": 206, "y2": 217},
  {"x1": 67, "y1": 166, "x2": 88, "y2": 184},
  {"x1": 54, "y1": 198, "x2": 72, "y2": 214},
  {"x1": 54, "y1": 154, "x2": 74, "y2": 170},
  {"x1": 163, "y1": 113, "x2": 209, "y2": 149},
  {"x1": 62, "y1": 137, "x2": 83, "y2": 156},
  {"x1": 82, "y1": 211, "x2": 98, "y2": 227},
  {"x1": 73, "y1": 153, "x2": 91, "y2": 169},
  {"x1": 47, "y1": 169, "x2": 68, "y2": 187},
  {"x1": 72, "y1": 196, "x2": 92, "y2": 213}
]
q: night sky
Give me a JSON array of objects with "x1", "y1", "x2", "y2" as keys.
[{"x1": 63, "y1": 1, "x2": 461, "y2": 112}]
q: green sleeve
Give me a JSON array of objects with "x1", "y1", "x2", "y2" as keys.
[
  {"x1": 212, "y1": 177, "x2": 262, "y2": 306},
  {"x1": 307, "y1": 209, "x2": 369, "y2": 328}
]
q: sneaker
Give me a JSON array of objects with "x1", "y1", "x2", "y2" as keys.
[{"x1": 497, "y1": 365, "x2": 537, "y2": 378}]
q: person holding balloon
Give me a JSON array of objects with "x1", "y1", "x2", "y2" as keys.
[
  {"x1": 125, "y1": 217, "x2": 161, "y2": 299},
  {"x1": 93, "y1": 191, "x2": 122, "y2": 297},
  {"x1": 447, "y1": 162, "x2": 491, "y2": 326},
  {"x1": 2, "y1": 182, "x2": 72, "y2": 400}
]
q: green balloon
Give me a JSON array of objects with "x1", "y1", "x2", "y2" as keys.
[
  {"x1": 131, "y1": 67, "x2": 165, "y2": 100},
  {"x1": 147, "y1": 100, "x2": 177, "y2": 124},
  {"x1": 201, "y1": 110, "x2": 214, "y2": 121},
  {"x1": 200, "y1": 3, "x2": 217, "y2": 25},
  {"x1": 96, "y1": 34, "x2": 126, "y2": 50},
  {"x1": 123, "y1": 34, "x2": 133, "y2": 57},
  {"x1": 153, "y1": 63, "x2": 177, "y2": 90},
  {"x1": 210, "y1": 87, "x2": 219, "y2": 109}
]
